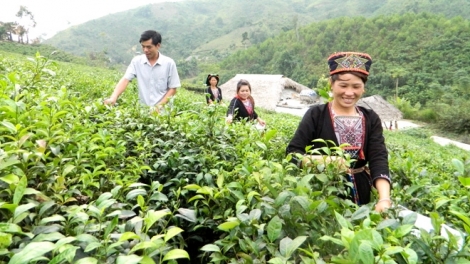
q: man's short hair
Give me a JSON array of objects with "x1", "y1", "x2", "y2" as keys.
[{"x1": 140, "y1": 30, "x2": 162, "y2": 46}]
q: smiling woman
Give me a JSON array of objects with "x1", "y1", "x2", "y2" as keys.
[{"x1": 286, "y1": 52, "x2": 392, "y2": 212}]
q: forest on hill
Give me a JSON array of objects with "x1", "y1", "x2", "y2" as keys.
[
  {"x1": 43, "y1": 0, "x2": 470, "y2": 66},
  {"x1": 218, "y1": 13, "x2": 470, "y2": 103}
]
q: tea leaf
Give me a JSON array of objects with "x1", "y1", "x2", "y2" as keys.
[
  {"x1": 358, "y1": 241, "x2": 374, "y2": 264},
  {"x1": 384, "y1": 246, "x2": 404, "y2": 255},
  {"x1": 126, "y1": 189, "x2": 147, "y2": 200},
  {"x1": 458, "y1": 176, "x2": 470, "y2": 188},
  {"x1": 279, "y1": 236, "x2": 292, "y2": 257},
  {"x1": 62, "y1": 164, "x2": 76, "y2": 177},
  {"x1": 116, "y1": 255, "x2": 143, "y2": 264},
  {"x1": 104, "y1": 216, "x2": 118, "y2": 238},
  {"x1": 216, "y1": 173, "x2": 224, "y2": 188},
  {"x1": 9, "y1": 241, "x2": 55, "y2": 264},
  {"x1": 13, "y1": 175, "x2": 27, "y2": 205},
  {"x1": 0, "y1": 232, "x2": 12, "y2": 248},
  {"x1": 149, "y1": 192, "x2": 168, "y2": 201},
  {"x1": 268, "y1": 257, "x2": 285, "y2": 264},
  {"x1": 118, "y1": 231, "x2": 141, "y2": 242},
  {"x1": 75, "y1": 257, "x2": 98, "y2": 264},
  {"x1": 334, "y1": 211, "x2": 352, "y2": 229},
  {"x1": 39, "y1": 214, "x2": 66, "y2": 225},
  {"x1": 320, "y1": 235, "x2": 344, "y2": 246},
  {"x1": 351, "y1": 206, "x2": 370, "y2": 221},
  {"x1": 34, "y1": 231, "x2": 64, "y2": 242},
  {"x1": 137, "y1": 195, "x2": 145, "y2": 209},
  {"x1": 162, "y1": 249, "x2": 190, "y2": 261},
  {"x1": 264, "y1": 129, "x2": 277, "y2": 141},
  {"x1": 286, "y1": 236, "x2": 307, "y2": 257},
  {"x1": 267, "y1": 216, "x2": 282, "y2": 243},
  {"x1": 183, "y1": 184, "x2": 201, "y2": 190},
  {"x1": 76, "y1": 234, "x2": 99, "y2": 244},
  {"x1": 1, "y1": 121, "x2": 17, "y2": 133},
  {"x1": 140, "y1": 256, "x2": 156, "y2": 264},
  {"x1": 377, "y1": 219, "x2": 400, "y2": 230},
  {"x1": 255, "y1": 141, "x2": 267, "y2": 150},
  {"x1": 249, "y1": 209, "x2": 262, "y2": 220},
  {"x1": 451, "y1": 158, "x2": 465, "y2": 175},
  {"x1": 200, "y1": 244, "x2": 221, "y2": 252},
  {"x1": 176, "y1": 208, "x2": 197, "y2": 223},
  {"x1": 164, "y1": 227, "x2": 184, "y2": 242},
  {"x1": 84, "y1": 241, "x2": 102, "y2": 252},
  {"x1": 449, "y1": 210, "x2": 470, "y2": 231},
  {"x1": 129, "y1": 241, "x2": 158, "y2": 253},
  {"x1": 218, "y1": 220, "x2": 240, "y2": 231},
  {"x1": 394, "y1": 224, "x2": 414, "y2": 238},
  {"x1": 0, "y1": 157, "x2": 20, "y2": 171},
  {"x1": 96, "y1": 192, "x2": 113, "y2": 205},
  {"x1": 402, "y1": 247, "x2": 418, "y2": 264},
  {"x1": 401, "y1": 212, "x2": 418, "y2": 226},
  {"x1": 56, "y1": 237, "x2": 77, "y2": 248},
  {"x1": 48, "y1": 246, "x2": 78, "y2": 264},
  {"x1": 13, "y1": 203, "x2": 36, "y2": 219},
  {"x1": 145, "y1": 209, "x2": 170, "y2": 232}
]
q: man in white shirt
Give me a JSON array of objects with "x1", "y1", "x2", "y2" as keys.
[{"x1": 104, "y1": 30, "x2": 181, "y2": 111}]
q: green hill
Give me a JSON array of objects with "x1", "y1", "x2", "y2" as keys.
[
  {"x1": 44, "y1": 0, "x2": 470, "y2": 66},
  {"x1": 0, "y1": 41, "x2": 108, "y2": 67},
  {"x1": 218, "y1": 13, "x2": 470, "y2": 106}
]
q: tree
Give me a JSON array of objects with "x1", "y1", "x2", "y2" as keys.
[
  {"x1": 390, "y1": 67, "x2": 406, "y2": 99},
  {"x1": 0, "y1": 22, "x2": 6, "y2": 40},
  {"x1": 241, "y1": 32, "x2": 249, "y2": 49},
  {"x1": 1, "y1": 22, "x2": 18, "y2": 41},
  {"x1": 15, "y1": 5, "x2": 36, "y2": 44}
]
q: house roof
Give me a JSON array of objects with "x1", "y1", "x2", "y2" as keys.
[
  {"x1": 220, "y1": 74, "x2": 312, "y2": 111},
  {"x1": 357, "y1": 95, "x2": 403, "y2": 122}
]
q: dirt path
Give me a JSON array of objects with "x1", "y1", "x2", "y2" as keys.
[{"x1": 275, "y1": 106, "x2": 470, "y2": 151}]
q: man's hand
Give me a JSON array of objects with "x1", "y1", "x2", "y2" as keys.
[
  {"x1": 104, "y1": 97, "x2": 117, "y2": 105},
  {"x1": 153, "y1": 104, "x2": 163, "y2": 114}
]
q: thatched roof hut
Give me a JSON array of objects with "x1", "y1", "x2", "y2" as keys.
[
  {"x1": 220, "y1": 74, "x2": 316, "y2": 111},
  {"x1": 357, "y1": 95, "x2": 403, "y2": 122}
]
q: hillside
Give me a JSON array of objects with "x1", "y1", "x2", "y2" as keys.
[
  {"x1": 0, "y1": 41, "x2": 109, "y2": 67},
  {"x1": 219, "y1": 13, "x2": 470, "y2": 105},
  {"x1": 44, "y1": 0, "x2": 470, "y2": 66}
]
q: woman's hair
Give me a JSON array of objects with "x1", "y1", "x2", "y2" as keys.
[
  {"x1": 331, "y1": 72, "x2": 368, "y2": 84},
  {"x1": 206, "y1": 74, "x2": 219, "y2": 86},
  {"x1": 237, "y1": 79, "x2": 251, "y2": 93},
  {"x1": 236, "y1": 79, "x2": 255, "y2": 109}
]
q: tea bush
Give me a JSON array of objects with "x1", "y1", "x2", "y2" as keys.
[{"x1": 0, "y1": 52, "x2": 469, "y2": 263}]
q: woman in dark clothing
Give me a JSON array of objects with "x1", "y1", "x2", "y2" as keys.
[
  {"x1": 286, "y1": 52, "x2": 391, "y2": 212},
  {"x1": 226, "y1": 79, "x2": 266, "y2": 126},
  {"x1": 206, "y1": 74, "x2": 223, "y2": 104}
]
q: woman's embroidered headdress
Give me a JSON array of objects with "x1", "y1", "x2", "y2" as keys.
[{"x1": 328, "y1": 52, "x2": 372, "y2": 76}]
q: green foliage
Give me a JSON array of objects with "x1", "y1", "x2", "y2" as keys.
[
  {"x1": 1, "y1": 52, "x2": 469, "y2": 263},
  {"x1": 0, "y1": 41, "x2": 109, "y2": 67},
  {"x1": 44, "y1": 0, "x2": 470, "y2": 70}
]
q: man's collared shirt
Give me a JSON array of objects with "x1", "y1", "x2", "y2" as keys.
[{"x1": 124, "y1": 52, "x2": 181, "y2": 106}]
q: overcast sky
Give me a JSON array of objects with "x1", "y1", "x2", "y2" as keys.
[{"x1": 1, "y1": 0, "x2": 182, "y2": 40}]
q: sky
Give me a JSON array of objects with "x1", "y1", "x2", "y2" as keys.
[{"x1": 0, "y1": 0, "x2": 181, "y2": 41}]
